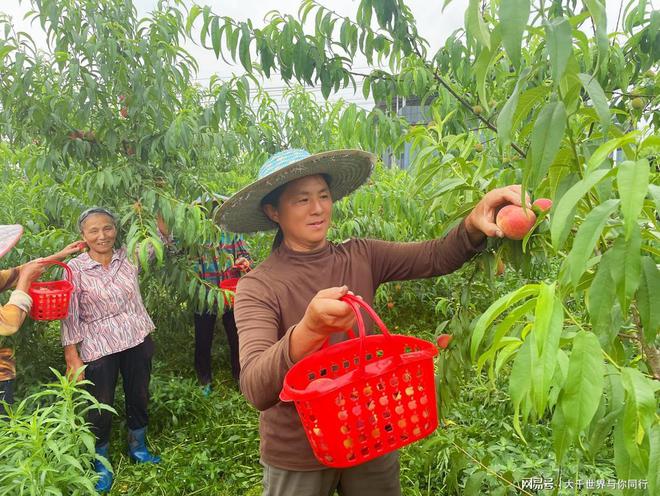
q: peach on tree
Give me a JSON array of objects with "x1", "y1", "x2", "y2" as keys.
[{"x1": 496, "y1": 205, "x2": 537, "y2": 240}]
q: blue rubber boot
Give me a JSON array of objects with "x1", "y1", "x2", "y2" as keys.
[
  {"x1": 94, "y1": 443, "x2": 113, "y2": 493},
  {"x1": 127, "y1": 426, "x2": 161, "y2": 464}
]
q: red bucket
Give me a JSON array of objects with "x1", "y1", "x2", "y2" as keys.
[
  {"x1": 220, "y1": 277, "x2": 239, "y2": 307},
  {"x1": 28, "y1": 261, "x2": 74, "y2": 321},
  {"x1": 280, "y1": 294, "x2": 439, "y2": 468}
]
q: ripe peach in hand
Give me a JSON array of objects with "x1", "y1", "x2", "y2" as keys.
[
  {"x1": 496, "y1": 205, "x2": 537, "y2": 240},
  {"x1": 532, "y1": 198, "x2": 553, "y2": 214}
]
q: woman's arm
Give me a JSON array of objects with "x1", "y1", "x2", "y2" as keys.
[
  {"x1": 0, "y1": 302, "x2": 28, "y2": 336},
  {"x1": 63, "y1": 344, "x2": 85, "y2": 381},
  {"x1": 0, "y1": 261, "x2": 45, "y2": 336},
  {"x1": 235, "y1": 282, "x2": 354, "y2": 411},
  {"x1": 369, "y1": 185, "x2": 531, "y2": 285},
  {"x1": 0, "y1": 269, "x2": 18, "y2": 292}
]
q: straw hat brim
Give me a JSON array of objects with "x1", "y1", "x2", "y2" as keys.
[
  {"x1": 0, "y1": 225, "x2": 23, "y2": 259},
  {"x1": 214, "y1": 150, "x2": 375, "y2": 233}
]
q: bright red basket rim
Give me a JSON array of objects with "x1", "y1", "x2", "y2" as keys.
[
  {"x1": 280, "y1": 334, "x2": 436, "y2": 401},
  {"x1": 29, "y1": 280, "x2": 74, "y2": 294}
]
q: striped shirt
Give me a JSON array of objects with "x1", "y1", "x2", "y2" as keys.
[
  {"x1": 61, "y1": 247, "x2": 155, "y2": 363},
  {"x1": 196, "y1": 232, "x2": 251, "y2": 286}
]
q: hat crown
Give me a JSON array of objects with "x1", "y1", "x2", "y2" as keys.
[{"x1": 258, "y1": 149, "x2": 311, "y2": 179}]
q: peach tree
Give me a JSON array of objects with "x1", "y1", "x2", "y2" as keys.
[{"x1": 185, "y1": 0, "x2": 659, "y2": 491}]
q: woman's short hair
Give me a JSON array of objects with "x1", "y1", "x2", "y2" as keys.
[{"x1": 77, "y1": 207, "x2": 117, "y2": 231}]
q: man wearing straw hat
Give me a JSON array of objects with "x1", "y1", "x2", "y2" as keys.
[
  {"x1": 216, "y1": 149, "x2": 530, "y2": 495},
  {"x1": 0, "y1": 224, "x2": 83, "y2": 414}
]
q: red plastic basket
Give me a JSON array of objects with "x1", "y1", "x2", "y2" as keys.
[
  {"x1": 220, "y1": 277, "x2": 239, "y2": 306},
  {"x1": 280, "y1": 294, "x2": 439, "y2": 468},
  {"x1": 28, "y1": 261, "x2": 74, "y2": 321}
]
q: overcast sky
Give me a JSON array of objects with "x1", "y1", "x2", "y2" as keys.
[{"x1": 2, "y1": 0, "x2": 627, "y2": 109}]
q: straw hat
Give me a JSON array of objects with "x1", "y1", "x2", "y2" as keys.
[
  {"x1": 215, "y1": 149, "x2": 375, "y2": 233},
  {"x1": 0, "y1": 225, "x2": 23, "y2": 259}
]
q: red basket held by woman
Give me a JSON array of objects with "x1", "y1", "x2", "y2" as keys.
[
  {"x1": 219, "y1": 277, "x2": 239, "y2": 306},
  {"x1": 28, "y1": 261, "x2": 74, "y2": 321},
  {"x1": 280, "y1": 293, "x2": 439, "y2": 468},
  {"x1": 219, "y1": 263, "x2": 250, "y2": 307}
]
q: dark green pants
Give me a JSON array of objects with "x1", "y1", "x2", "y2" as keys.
[{"x1": 261, "y1": 451, "x2": 401, "y2": 496}]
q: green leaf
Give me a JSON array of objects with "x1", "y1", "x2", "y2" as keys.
[
  {"x1": 466, "y1": 0, "x2": 491, "y2": 50},
  {"x1": 509, "y1": 338, "x2": 532, "y2": 441},
  {"x1": 650, "y1": 184, "x2": 660, "y2": 213},
  {"x1": 586, "y1": 131, "x2": 639, "y2": 173},
  {"x1": 583, "y1": 0, "x2": 608, "y2": 75},
  {"x1": 587, "y1": 407, "x2": 620, "y2": 461},
  {"x1": 527, "y1": 101, "x2": 566, "y2": 190},
  {"x1": 150, "y1": 236, "x2": 163, "y2": 264},
  {"x1": 138, "y1": 240, "x2": 149, "y2": 273},
  {"x1": 552, "y1": 405, "x2": 575, "y2": 463},
  {"x1": 499, "y1": 0, "x2": 529, "y2": 68},
  {"x1": 494, "y1": 339, "x2": 524, "y2": 376},
  {"x1": 531, "y1": 287, "x2": 563, "y2": 415},
  {"x1": 614, "y1": 412, "x2": 645, "y2": 481},
  {"x1": 473, "y1": 47, "x2": 492, "y2": 109},
  {"x1": 198, "y1": 283, "x2": 207, "y2": 312},
  {"x1": 550, "y1": 169, "x2": 611, "y2": 250},
  {"x1": 211, "y1": 17, "x2": 221, "y2": 58},
  {"x1": 621, "y1": 368, "x2": 658, "y2": 435},
  {"x1": 560, "y1": 331, "x2": 604, "y2": 435},
  {"x1": 638, "y1": 257, "x2": 660, "y2": 343},
  {"x1": 587, "y1": 253, "x2": 618, "y2": 344},
  {"x1": 470, "y1": 284, "x2": 540, "y2": 361},
  {"x1": 620, "y1": 367, "x2": 657, "y2": 474},
  {"x1": 608, "y1": 226, "x2": 642, "y2": 311},
  {"x1": 578, "y1": 73, "x2": 611, "y2": 130},
  {"x1": 565, "y1": 199, "x2": 619, "y2": 288},
  {"x1": 648, "y1": 424, "x2": 660, "y2": 496},
  {"x1": 617, "y1": 159, "x2": 650, "y2": 240},
  {"x1": 464, "y1": 471, "x2": 487, "y2": 496},
  {"x1": 511, "y1": 85, "x2": 551, "y2": 134},
  {"x1": 186, "y1": 5, "x2": 202, "y2": 36},
  {"x1": 544, "y1": 17, "x2": 572, "y2": 83},
  {"x1": 239, "y1": 24, "x2": 252, "y2": 72},
  {"x1": 476, "y1": 299, "x2": 536, "y2": 374},
  {"x1": 496, "y1": 68, "x2": 529, "y2": 152}
]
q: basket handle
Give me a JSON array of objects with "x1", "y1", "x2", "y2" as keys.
[
  {"x1": 36, "y1": 260, "x2": 73, "y2": 282},
  {"x1": 340, "y1": 294, "x2": 400, "y2": 374},
  {"x1": 340, "y1": 294, "x2": 392, "y2": 339}
]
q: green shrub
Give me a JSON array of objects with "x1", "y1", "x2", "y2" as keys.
[{"x1": 0, "y1": 368, "x2": 114, "y2": 495}]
